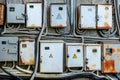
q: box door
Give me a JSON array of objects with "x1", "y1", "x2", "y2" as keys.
[
  {"x1": 85, "y1": 45, "x2": 101, "y2": 71},
  {"x1": 40, "y1": 43, "x2": 63, "y2": 73},
  {"x1": 26, "y1": 3, "x2": 42, "y2": 28}
]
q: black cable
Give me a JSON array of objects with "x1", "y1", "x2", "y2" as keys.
[
  {"x1": 115, "y1": 74, "x2": 120, "y2": 80},
  {"x1": 0, "y1": 66, "x2": 23, "y2": 80}
]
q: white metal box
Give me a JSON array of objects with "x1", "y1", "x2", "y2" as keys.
[
  {"x1": 19, "y1": 38, "x2": 35, "y2": 65},
  {"x1": 0, "y1": 4, "x2": 4, "y2": 25},
  {"x1": 50, "y1": 4, "x2": 67, "y2": 28},
  {"x1": 40, "y1": 40, "x2": 64, "y2": 73},
  {"x1": 66, "y1": 43, "x2": 84, "y2": 68},
  {"x1": 79, "y1": 5, "x2": 96, "y2": 29},
  {"x1": 102, "y1": 42, "x2": 120, "y2": 73},
  {"x1": 0, "y1": 37, "x2": 18, "y2": 61},
  {"x1": 97, "y1": 5, "x2": 112, "y2": 29},
  {"x1": 26, "y1": 3, "x2": 42, "y2": 28},
  {"x1": 7, "y1": 4, "x2": 25, "y2": 23},
  {"x1": 84, "y1": 44, "x2": 101, "y2": 71}
]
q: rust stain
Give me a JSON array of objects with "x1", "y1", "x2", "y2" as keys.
[
  {"x1": 117, "y1": 48, "x2": 120, "y2": 53},
  {"x1": 105, "y1": 13, "x2": 109, "y2": 19},
  {"x1": 0, "y1": 5, "x2": 4, "y2": 25},
  {"x1": 117, "y1": 55, "x2": 120, "y2": 61},
  {"x1": 103, "y1": 60, "x2": 116, "y2": 73},
  {"x1": 20, "y1": 38, "x2": 34, "y2": 42},
  {"x1": 91, "y1": 64, "x2": 96, "y2": 70},
  {"x1": 105, "y1": 45, "x2": 115, "y2": 56},
  {"x1": 55, "y1": 24, "x2": 63, "y2": 28},
  {"x1": 77, "y1": 9, "x2": 80, "y2": 24},
  {"x1": 100, "y1": 5, "x2": 110, "y2": 8},
  {"x1": 20, "y1": 53, "x2": 34, "y2": 65},
  {"x1": 104, "y1": 22, "x2": 111, "y2": 28}
]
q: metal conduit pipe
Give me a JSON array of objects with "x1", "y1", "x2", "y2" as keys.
[{"x1": 30, "y1": 0, "x2": 48, "y2": 80}]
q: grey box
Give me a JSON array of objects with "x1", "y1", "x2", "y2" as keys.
[
  {"x1": 50, "y1": 4, "x2": 67, "y2": 28},
  {"x1": 0, "y1": 37, "x2": 18, "y2": 61},
  {"x1": 7, "y1": 4, "x2": 25, "y2": 23},
  {"x1": 79, "y1": 5, "x2": 96, "y2": 29}
]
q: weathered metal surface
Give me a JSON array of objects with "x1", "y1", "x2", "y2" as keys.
[
  {"x1": 40, "y1": 40, "x2": 64, "y2": 73},
  {"x1": 7, "y1": 4, "x2": 25, "y2": 23},
  {"x1": 26, "y1": 3, "x2": 42, "y2": 28},
  {"x1": 79, "y1": 5, "x2": 96, "y2": 29},
  {"x1": 97, "y1": 5, "x2": 112, "y2": 29},
  {"x1": 66, "y1": 43, "x2": 84, "y2": 68},
  {"x1": 102, "y1": 42, "x2": 120, "y2": 73},
  {"x1": 84, "y1": 44, "x2": 101, "y2": 71},
  {"x1": 0, "y1": 37, "x2": 18, "y2": 61},
  {"x1": 19, "y1": 38, "x2": 35, "y2": 65},
  {"x1": 50, "y1": 3, "x2": 67, "y2": 28},
  {"x1": 0, "y1": 4, "x2": 4, "y2": 25}
]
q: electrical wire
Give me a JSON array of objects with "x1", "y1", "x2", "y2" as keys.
[
  {"x1": 30, "y1": 0, "x2": 47, "y2": 80},
  {"x1": 16, "y1": 65, "x2": 32, "y2": 74},
  {"x1": 114, "y1": 0, "x2": 120, "y2": 36},
  {"x1": 0, "y1": 66, "x2": 23, "y2": 80}
]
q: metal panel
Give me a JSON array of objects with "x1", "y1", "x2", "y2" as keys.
[
  {"x1": 50, "y1": 4, "x2": 67, "y2": 28},
  {"x1": 0, "y1": 37, "x2": 18, "y2": 61},
  {"x1": 80, "y1": 5, "x2": 96, "y2": 29},
  {"x1": 102, "y1": 43, "x2": 120, "y2": 73},
  {"x1": 97, "y1": 5, "x2": 112, "y2": 29},
  {"x1": 19, "y1": 38, "x2": 35, "y2": 65},
  {"x1": 40, "y1": 40, "x2": 64, "y2": 73},
  {"x1": 66, "y1": 43, "x2": 84, "y2": 67},
  {"x1": 26, "y1": 3, "x2": 42, "y2": 28},
  {"x1": 7, "y1": 4, "x2": 25, "y2": 23},
  {"x1": 84, "y1": 44, "x2": 101, "y2": 71},
  {"x1": 0, "y1": 4, "x2": 4, "y2": 25}
]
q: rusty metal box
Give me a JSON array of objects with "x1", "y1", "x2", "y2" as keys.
[
  {"x1": 102, "y1": 42, "x2": 120, "y2": 73},
  {"x1": 84, "y1": 44, "x2": 101, "y2": 71},
  {"x1": 19, "y1": 38, "x2": 35, "y2": 65},
  {"x1": 97, "y1": 5, "x2": 112, "y2": 29},
  {"x1": 50, "y1": 4, "x2": 67, "y2": 28},
  {"x1": 40, "y1": 40, "x2": 64, "y2": 73},
  {"x1": 0, "y1": 4, "x2": 4, "y2": 25},
  {"x1": 26, "y1": 3, "x2": 42, "y2": 28},
  {"x1": 79, "y1": 5, "x2": 96, "y2": 29},
  {"x1": 0, "y1": 37, "x2": 18, "y2": 61},
  {"x1": 7, "y1": 4, "x2": 25, "y2": 23},
  {"x1": 66, "y1": 43, "x2": 84, "y2": 68}
]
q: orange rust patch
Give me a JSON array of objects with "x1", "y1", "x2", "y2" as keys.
[
  {"x1": 20, "y1": 53, "x2": 34, "y2": 65},
  {"x1": 117, "y1": 48, "x2": 120, "y2": 53},
  {"x1": 0, "y1": 5, "x2": 3, "y2": 25},
  {"x1": 104, "y1": 60, "x2": 116, "y2": 73},
  {"x1": 55, "y1": 24, "x2": 63, "y2": 28},
  {"x1": 104, "y1": 22, "x2": 111, "y2": 28}
]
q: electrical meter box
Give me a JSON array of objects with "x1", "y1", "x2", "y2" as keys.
[
  {"x1": 79, "y1": 5, "x2": 96, "y2": 29},
  {"x1": 26, "y1": 3, "x2": 42, "y2": 28},
  {"x1": 97, "y1": 5, "x2": 112, "y2": 29},
  {"x1": 102, "y1": 42, "x2": 120, "y2": 73},
  {"x1": 66, "y1": 43, "x2": 84, "y2": 68},
  {"x1": 0, "y1": 4, "x2": 4, "y2": 25},
  {"x1": 19, "y1": 38, "x2": 35, "y2": 65},
  {"x1": 0, "y1": 37, "x2": 18, "y2": 61},
  {"x1": 40, "y1": 40, "x2": 64, "y2": 73},
  {"x1": 84, "y1": 44, "x2": 101, "y2": 71},
  {"x1": 50, "y1": 4, "x2": 67, "y2": 28},
  {"x1": 7, "y1": 4, "x2": 25, "y2": 23}
]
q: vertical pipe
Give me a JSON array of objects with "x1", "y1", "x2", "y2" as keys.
[{"x1": 30, "y1": 0, "x2": 48, "y2": 80}]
